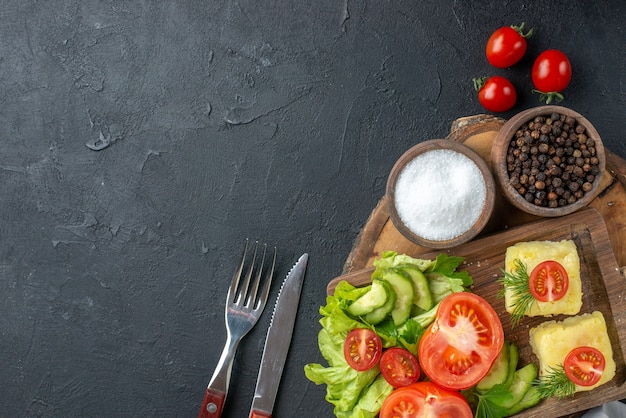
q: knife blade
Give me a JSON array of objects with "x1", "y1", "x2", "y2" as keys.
[{"x1": 249, "y1": 253, "x2": 308, "y2": 418}]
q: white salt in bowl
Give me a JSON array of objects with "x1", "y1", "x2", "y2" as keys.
[{"x1": 386, "y1": 139, "x2": 496, "y2": 249}]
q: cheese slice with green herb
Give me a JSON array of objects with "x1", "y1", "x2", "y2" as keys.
[
  {"x1": 529, "y1": 311, "x2": 616, "y2": 392},
  {"x1": 504, "y1": 239, "x2": 582, "y2": 317}
]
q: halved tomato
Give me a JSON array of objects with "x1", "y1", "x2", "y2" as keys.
[
  {"x1": 379, "y1": 381, "x2": 473, "y2": 418},
  {"x1": 380, "y1": 348, "x2": 420, "y2": 388},
  {"x1": 343, "y1": 328, "x2": 382, "y2": 371},
  {"x1": 564, "y1": 346, "x2": 605, "y2": 387},
  {"x1": 418, "y1": 292, "x2": 504, "y2": 390},
  {"x1": 529, "y1": 260, "x2": 569, "y2": 302}
]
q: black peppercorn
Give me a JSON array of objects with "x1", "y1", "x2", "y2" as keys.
[{"x1": 505, "y1": 112, "x2": 601, "y2": 209}]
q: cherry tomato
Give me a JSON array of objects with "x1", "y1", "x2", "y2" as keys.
[
  {"x1": 486, "y1": 23, "x2": 533, "y2": 68},
  {"x1": 343, "y1": 328, "x2": 382, "y2": 371},
  {"x1": 564, "y1": 346, "x2": 606, "y2": 387},
  {"x1": 418, "y1": 292, "x2": 504, "y2": 390},
  {"x1": 474, "y1": 76, "x2": 517, "y2": 113},
  {"x1": 379, "y1": 348, "x2": 420, "y2": 388},
  {"x1": 529, "y1": 260, "x2": 569, "y2": 302},
  {"x1": 532, "y1": 49, "x2": 572, "y2": 103},
  {"x1": 379, "y1": 381, "x2": 473, "y2": 418}
]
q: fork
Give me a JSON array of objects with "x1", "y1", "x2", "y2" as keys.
[{"x1": 198, "y1": 239, "x2": 276, "y2": 418}]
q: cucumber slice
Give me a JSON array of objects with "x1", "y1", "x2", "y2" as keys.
[
  {"x1": 495, "y1": 363, "x2": 537, "y2": 410},
  {"x1": 382, "y1": 270, "x2": 414, "y2": 326},
  {"x1": 402, "y1": 265, "x2": 433, "y2": 311},
  {"x1": 347, "y1": 279, "x2": 389, "y2": 316},
  {"x1": 364, "y1": 281, "x2": 396, "y2": 324},
  {"x1": 504, "y1": 385, "x2": 542, "y2": 416},
  {"x1": 504, "y1": 342, "x2": 520, "y2": 388},
  {"x1": 477, "y1": 341, "x2": 510, "y2": 391}
]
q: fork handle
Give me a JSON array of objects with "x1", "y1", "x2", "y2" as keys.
[
  {"x1": 199, "y1": 335, "x2": 239, "y2": 418},
  {"x1": 198, "y1": 387, "x2": 225, "y2": 418}
]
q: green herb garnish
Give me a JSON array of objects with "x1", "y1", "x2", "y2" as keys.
[
  {"x1": 497, "y1": 259, "x2": 536, "y2": 326},
  {"x1": 463, "y1": 383, "x2": 512, "y2": 418},
  {"x1": 534, "y1": 364, "x2": 577, "y2": 399}
]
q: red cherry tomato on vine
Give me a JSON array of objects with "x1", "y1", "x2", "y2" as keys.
[
  {"x1": 532, "y1": 49, "x2": 572, "y2": 103},
  {"x1": 564, "y1": 346, "x2": 605, "y2": 387},
  {"x1": 486, "y1": 23, "x2": 533, "y2": 68},
  {"x1": 343, "y1": 328, "x2": 382, "y2": 371},
  {"x1": 529, "y1": 260, "x2": 569, "y2": 302},
  {"x1": 474, "y1": 76, "x2": 517, "y2": 113}
]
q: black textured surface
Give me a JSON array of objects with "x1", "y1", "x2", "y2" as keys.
[{"x1": 1, "y1": 1, "x2": 624, "y2": 417}]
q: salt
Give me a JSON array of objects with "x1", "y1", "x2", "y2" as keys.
[{"x1": 394, "y1": 149, "x2": 487, "y2": 241}]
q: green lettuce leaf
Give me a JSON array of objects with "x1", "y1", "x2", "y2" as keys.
[
  {"x1": 426, "y1": 271, "x2": 467, "y2": 304},
  {"x1": 304, "y1": 361, "x2": 381, "y2": 413},
  {"x1": 336, "y1": 375, "x2": 394, "y2": 418},
  {"x1": 428, "y1": 253, "x2": 473, "y2": 286},
  {"x1": 372, "y1": 251, "x2": 433, "y2": 277}
]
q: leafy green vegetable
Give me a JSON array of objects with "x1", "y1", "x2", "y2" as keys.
[
  {"x1": 304, "y1": 361, "x2": 384, "y2": 414},
  {"x1": 428, "y1": 253, "x2": 473, "y2": 286},
  {"x1": 464, "y1": 383, "x2": 512, "y2": 418},
  {"x1": 335, "y1": 375, "x2": 394, "y2": 418},
  {"x1": 304, "y1": 282, "x2": 393, "y2": 416},
  {"x1": 373, "y1": 317, "x2": 426, "y2": 355},
  {"x1": 305, "y1": 251, "x2": 474, "y2": 417},
  {"x1": 477, "y1": 385, "x2": 513, "y2": 418},
  {"x1": 320, "y1": 281, "x2": 369, "y2": 336},
  {"x1": 372, "y1": 251, "x2": 433, "y2": 274}
]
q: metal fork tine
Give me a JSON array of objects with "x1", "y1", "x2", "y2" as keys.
[
  {"x1": 246, "y1": 243, "x2": 266, "y2": 307},
  {"x1": 255, "y1": 246, "x2": 276, "y2": 310},
  {"x1": 227, "y1": 239, "x2": 249, "y2": 305},
  {"x1": 238, "y1": 240, "x2": 259, "y2": 306}
]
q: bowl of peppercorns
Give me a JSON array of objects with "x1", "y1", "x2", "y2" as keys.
[{"x1": 491, "y1": 105, "x2": 605, "y2": 217}]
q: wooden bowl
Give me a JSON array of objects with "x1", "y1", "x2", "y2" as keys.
[
  {"x1": 386, "y1": 139, "x2": 496, "y2": 249},
  {"x1": 491, "y1": 106, "x2": 605, "y2": 217}
]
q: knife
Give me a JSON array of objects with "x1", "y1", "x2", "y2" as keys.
[{"x1": 249, "y1": 253, "x2": 308, "y2": 418}]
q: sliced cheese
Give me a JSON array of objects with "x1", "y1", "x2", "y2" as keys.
[
  {"x1": 529, "y1": 311, "x2": 616, "y2": 392},
  {"x1": 504, "y1": 239, "x2": 582, "y2": 317}
]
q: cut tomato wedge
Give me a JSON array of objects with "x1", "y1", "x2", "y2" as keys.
[
  {"x1": 564, "y1": 346, "x2": 605, "y2": 387},
  {"x1": 380, "y1": 347, "x2": 420, "y2": 388},
  {"x1": 529, "y1": 260, "x2": 569, "y2": 302},
  {"x1": 343, "y1": 328, "x2": 382, "y2": 371},
  {"x1": 418, "y1": 292, "x2": 504, "y2": 390},
  {"x1": 379, "y1": 381, "x2": 473, "y2": 418}
]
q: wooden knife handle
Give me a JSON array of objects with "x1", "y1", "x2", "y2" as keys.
[
  {"x1": 198, "y1": 387, "x2": 225, "y2": 418},
  {"x1": 250, "y1": 409, "x2": 271, "y2": 418}
]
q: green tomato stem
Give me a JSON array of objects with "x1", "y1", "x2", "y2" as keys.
[
  {"x1": 473, "y1": 77, "x2": 487, "y2": 92},
  {"x1": 512, "y1": 22, "x2": 534, "y2": 38},
  {"x1": 532, "y1": 89, "x2": 565, "y2": 104}
]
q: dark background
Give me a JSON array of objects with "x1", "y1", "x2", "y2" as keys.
[{"x1": 1, "y1": 1, "x2": 624, "y2": 417}]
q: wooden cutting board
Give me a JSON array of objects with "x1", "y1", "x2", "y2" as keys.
[{"x1": 329, "y1": 114, "x2": 626, "y2": 418}]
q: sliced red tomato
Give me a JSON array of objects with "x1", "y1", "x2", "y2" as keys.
[
  {"x1": 529, "y1": 260, "x2": 569, "y2": 302},
  {"x1": 343, "y1": 328, "x2": 382, "y2": 371},
  {"x1": 379, "y1": 381, "x2": 473, "y2": 418},
  {"x1": 380, "y1": 348, "x2": 420, "y2": 388},
  {"x1": 564, "y1": 346, "x2": 605, "y2": 387},
  {"x1": 418, "y1": 292, "x2": 504, "y2": 390},
  {"x1": 485, "y1": 24, "x2": 533, "y2": 68}
]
